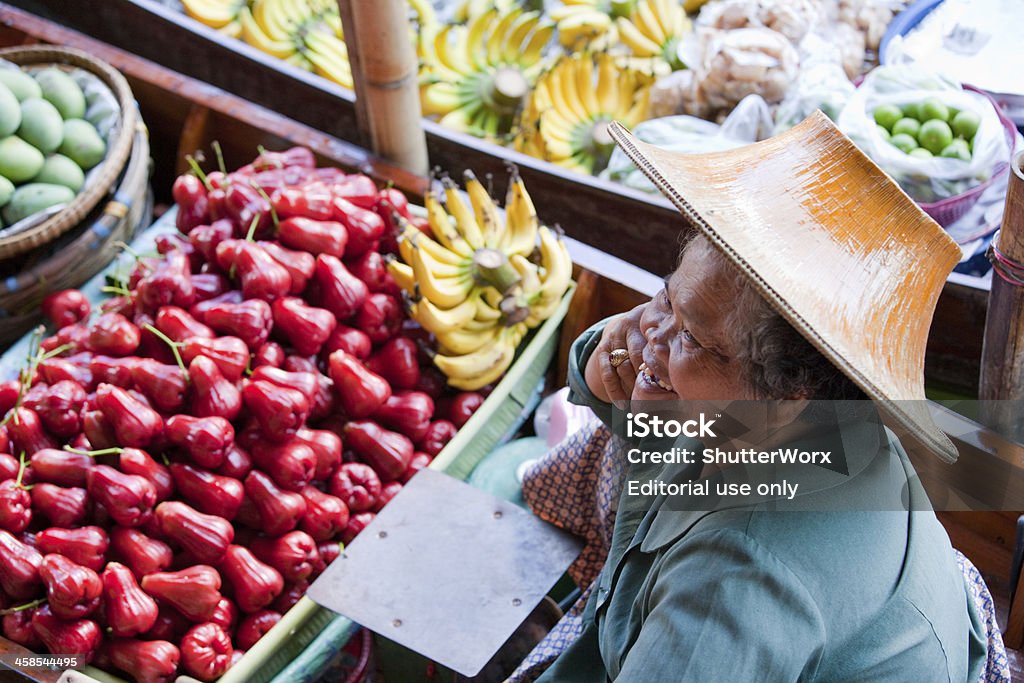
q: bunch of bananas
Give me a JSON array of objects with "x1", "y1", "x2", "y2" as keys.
[
  {"x1": 387, "y1": 170, "x2": 573, "y2": 390},
  {"x1": 420, "y1": 6, "x2": 554, "y2": 141},
  {"x1": 181, "y1": 0, "x2": 247, "y2": 35},
  {"x1": 184, "y1": 0, "x2": 438, "y2": 90},
  {"x1": 515, "y1": 52, "x2": 652, "y2": 174},
  {"x1": 616, "y1": 0, "x2": 692, "y2": 70},
  {"x1": 549, "y1": 0, "x2": 635, "y2": 50}
]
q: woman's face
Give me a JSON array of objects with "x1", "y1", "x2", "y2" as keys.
[{"x1": 633, "y1": 242, "x2": 756, "y2": 402}]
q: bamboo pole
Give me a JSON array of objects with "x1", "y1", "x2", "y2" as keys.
[
  {"x1": 979, "y1": 151, "x2": 1024, "y2": 441},
  {"x1": 337, "y1": 0, "x2": 429, "y2": 175}
]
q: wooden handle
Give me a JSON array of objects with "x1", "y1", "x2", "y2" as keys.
[
  {"x1": 338, "y1": 0, "x2": 428, "y2": 175},
  {"x1": 980, "y1": 151, "x2": 1024, "y2": 440}
]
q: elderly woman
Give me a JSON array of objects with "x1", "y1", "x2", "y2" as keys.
[{"x1": 509, "y1": 113, "x2": 989, "y2": 682}]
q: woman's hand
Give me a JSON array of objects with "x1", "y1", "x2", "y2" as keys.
[{"x1": 585, "y1": 304, "x2": 647, "y2": 403}]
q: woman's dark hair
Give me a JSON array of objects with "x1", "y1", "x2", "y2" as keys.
[{"x1": 680, "y1": 234, "x2": 867, "y2": 401}]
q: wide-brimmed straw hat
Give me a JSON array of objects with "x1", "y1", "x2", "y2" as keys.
[{"x1": 608, "y1": 111, "x2": 962, "y2": 463}]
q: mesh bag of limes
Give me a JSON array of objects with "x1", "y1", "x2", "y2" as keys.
[{"x1": 837, "y1": 64, "x2": 1011, "y2": 206}]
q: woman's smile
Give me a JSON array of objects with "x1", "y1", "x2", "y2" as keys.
[{"x1": 637, "y1": 361, "x2": 674, "y2": 393}]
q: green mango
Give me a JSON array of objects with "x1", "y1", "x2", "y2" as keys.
[
  {"x1": 0, "y1": 135, "x2": 45, "y2": 183},
  {"x1": 0, "y1": 69, "x2": 41, "y2": 102},
  {"x1": 59, "y1": 119, "x2": 106, "y2": 171},
  {"x1": 0, "y1": 175, "x2": 14, "y2": 207},
  {"x1": 34, "y1": 154, "x2": 84, "y2": 192},
  {"x1": 1, "y1": 182, "x2": 75, "y2": 225},
  {"x1": 17, "y1": 97, "x2": 63, "y2": 154},
  {"x1": 0, "y1": 83, "x2": 20, "y2": 138},
  {"x1": 34, "y1": 68, "x2": 85, "y2": 120}
]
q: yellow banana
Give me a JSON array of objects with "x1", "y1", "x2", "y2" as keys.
[
  {"x1": 218, "y1": 18, "x2": 243, "y2": 38},
  {"x1": 387, "y1": 260, "x2": 416, "y2": 294},
  {"x1": 285, "y1": 52, "x2": 314, "y2": 71},
  {"x1": 182, "y1": 0, "x2": 243, "y2": 28},
  {"x1": 520, "y1": 21, "x2": 555, "y2": 67},
  {"x1": 486, "y1": 8, "x2": 522, "y2": 66},
  {"x1": 425, "y1": 191, "x2": 475, "y2": 259},
  {"x1": 463, "y1": 170, "x2": 503, "y2": 251},
  {"x1": 436, "y1": 324, "x2": 501, "y2": 356},
  {"x1": 422, "y1": 81, "x2": 467, "y2": 117},
  {"x1": 410, "y1": 246, "x2": 475, "y2": 309},
  {"x1": 465, "y1": 8, "x2": 497, "y2": 69},
  {"x1": 305, "y1": 49, "x2": 353, "y2": 88},
  {"x1": 434, "y1": 327, "x2": 519, "y2": 390},
  {"x1": 596, "y1": 52, "x2": 623, "y2": 114},
  {"x1": 473, "y1": 291, "x2": 504, "y2": 322},
  {"x1": 252, "y1": 0, "x2": 292, "y2": 41},
  {"x1": 535, "y1": 226, "x2": 573, "y2": 306},
  {"x1": 399, "y1": 235, "x2": 469, "y2": 280},
  {"x1": 240, "y1": 7, "x2": 297, "y2": 59},
  {"x1": 616, "y1": 15, "x2": 662, "y2": 56},
  {"x1": 442, "y1": 178, "x2": 485, "y2": 250},
  {"x1": 511, "y1": 254, "x2": 542, "y2": 295},
  {"x1": 502, "y1": 11, "x2": 542, "y2": 64},
  {"x1": 438, "y1": 105, "x2": 477, "y2": 134},
  {"x1": 280, "y1": 0, "x2": 315, "y2": 27},
  {"x1": 401, "y1": 223, "x2": 471, "y2": 268},
  {"x1": 503, "y1": 172, "x2": 539, "y2": 257},
  {"x1": 411, "y1": 294, "x2": 479, "y2": 335}
]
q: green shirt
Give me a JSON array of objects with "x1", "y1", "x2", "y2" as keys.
[{"x1": 536, "y1": 322, "x2": 987, "y2": 682}]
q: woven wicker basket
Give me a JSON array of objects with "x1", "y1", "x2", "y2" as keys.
[
  {"x1": 0, "y1": 123, "x2": 152, "y2": 347},
  {"x1": 0, "y1": 45, "x2": 138, "y2": 259}
]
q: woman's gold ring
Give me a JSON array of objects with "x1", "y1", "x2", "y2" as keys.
[{"x1": 609, "y1": 349, "x2": 629, "y2": 368}]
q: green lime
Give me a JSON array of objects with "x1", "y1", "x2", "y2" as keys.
[
  {"x1": 939, "y1": 139, "x2": 971, "y2": 161},
  {"x1": 890, "y1": 133, "x2": 919, "y2": 153},
  {"x1": 951, "y1": 109, "x2": 981, "y2": 140},
  {"x1": 909, "y1": 148, "x2": 934, "y2": 159},
  {"x1": 873, "y1": 104, "x2": 903, "y2": 131},
  {"x1": 876, "y1": 125, "x2": 891, "y2": 141},
  {"x1": 892, "y1": 118, "x2": 921, "y2": 138},
  {"x1": 918, "y1": 119, "x2": 954, "y2": 155},
  {"x1": 902, "y1": 102, "x2": 922, "y2": 120},
  {"x1": 921, "y1": 97, "x2": 950, "y2": 121}
]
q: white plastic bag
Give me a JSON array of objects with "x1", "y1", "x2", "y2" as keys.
[
  {"x1": 836, "y1": 64, "x2": 1010, "y2": 202},
  {"x1": 773, "y1": 32, "x2": 857, "y2": 133},
  {"x1": 602, "y1": 94, "x2": 773, "y2": 193}
]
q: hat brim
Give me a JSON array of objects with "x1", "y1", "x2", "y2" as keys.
[{"x1": 608, "y1": 112, "x2": 961, "y2": 463}]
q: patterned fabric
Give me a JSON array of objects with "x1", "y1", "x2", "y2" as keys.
[
  {"x1": 507, "y1": 421, "x2": 622, "y2": 683},
  {"x1": 506, "y1": 421, "x2": 1013, "y2": 683},
  {"x1": 955, "y1": 550, "x2": 1012, "y2": 683}
]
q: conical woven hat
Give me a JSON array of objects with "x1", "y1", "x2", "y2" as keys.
[{"x1": 608, "y1": 111, "x2": 962, "y2": 463}]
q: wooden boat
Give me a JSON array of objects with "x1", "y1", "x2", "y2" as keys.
[
  {"x1": 3, "y1": 0, "x2": 993, "y2": 398},
  {"x1": 0, "y1": 5, "x2": 1021, "y2": 678}
]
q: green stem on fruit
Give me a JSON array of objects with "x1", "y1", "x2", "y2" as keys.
[
  {"x1": 101, "y1": 284, "x2": 131, "y2": 297},
  {"x1": 1, "y1": 332, "x2": 69, "y2": 428},
  {"x1": 249, "y1": 181, "x2": 279, "y2": 229},
  {"x1": 244, "y1": 214, "x2": 260, "y2": 243},
  {"x1": 212, "y1": 140, "x2": 228, "y2": 176},
  {"x1": 0, "y1": 598, "x2": 47, "y2": 616},
  {"x1": 142, "y1": 324, "x2": 189, "y2": 382},
  {"x1": 64, "y1": 446, "x2": 124, "y2": 457},
  {"x1": 472, "y1": 248, "x2": 522, "y2": 294},
  {"x1": 14, "y1": 451, "x2": 27, "y2": 489},
  {"x1": 186, "y1": 155, "x2": 212, "y2": 191}
]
